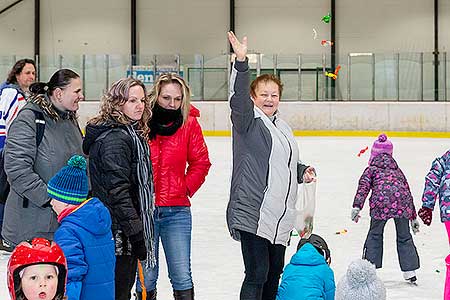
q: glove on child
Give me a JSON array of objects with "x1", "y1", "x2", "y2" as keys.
[
  {"x1": 418, "y1": 207, "x2": 432, "y2": 226},
  {"x1": 410, "y1": 219, "x2": 420, "y2": 234},
  {"x1": 351, "y1": 207, "x2": 361, "y2": 223}
]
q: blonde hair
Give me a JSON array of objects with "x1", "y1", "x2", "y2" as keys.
[
  {"x1": 148, "y1": 73, "x2": 191, "y2": 124},
  {"x1": 88, "y1": 78, "x2": 151, "y2": 138}
]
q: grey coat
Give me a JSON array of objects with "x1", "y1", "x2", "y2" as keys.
[
  {"x1": 227, "y1": 59, "x2": 307, "y2": 246},
  {"x1": 2, "y1": 100, "x2": 83, "y2": 246}
]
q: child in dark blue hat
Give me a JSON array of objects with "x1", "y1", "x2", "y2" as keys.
[{"x1": 48, "y1": 155, "x2": 115, "y2": 300}]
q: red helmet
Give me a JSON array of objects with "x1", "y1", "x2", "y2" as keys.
[{"x1": 7, "y1": 238, "x2": 67, "y2": 300}]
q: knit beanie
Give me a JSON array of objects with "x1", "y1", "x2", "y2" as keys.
[
  {"x1": 369, "y1": 133, "x2": 393, "y2": 162},
  {"x1": 335, "y1": 259, "x2": 386, "y2": 300},
  {"x1": 47, "y1": 155, "x2": 88, "y2": 205}
]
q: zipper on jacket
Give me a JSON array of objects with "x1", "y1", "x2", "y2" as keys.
[
  {"x1": 273, "y1": 128, "x2": 293, "y2": 244},
  {"x1": 263, "y1": 166, "x2": 270, "y2": 194}
]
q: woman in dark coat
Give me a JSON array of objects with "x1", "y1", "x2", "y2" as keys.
[{"x1": 83, "y1": 78, "x2": 154, "y2": 300}]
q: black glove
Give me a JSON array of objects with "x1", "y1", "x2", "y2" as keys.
[{"x1": 131, "y1": 239, "x2": 147, "y2": 261}]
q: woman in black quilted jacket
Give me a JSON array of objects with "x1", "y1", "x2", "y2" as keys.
[{"x1": 83, "y1": 77, "x2": 155, "y2": 300}]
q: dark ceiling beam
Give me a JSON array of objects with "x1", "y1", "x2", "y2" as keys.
[{"x1": 0, "y1": 0, "x2": 23, "y2": 16}]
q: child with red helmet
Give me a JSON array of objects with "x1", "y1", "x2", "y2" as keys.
[{"x1": 7, "y1": 237, "x2": 67, "y2": 300}]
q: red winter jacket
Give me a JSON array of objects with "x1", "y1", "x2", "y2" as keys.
[{"x1": 150, "y1": 105, "x2": 211, "y2": 207}]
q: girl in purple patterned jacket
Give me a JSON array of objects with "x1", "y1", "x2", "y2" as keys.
[{"x1": 351, "y1": 133, "x2": 420, "y2": 283}]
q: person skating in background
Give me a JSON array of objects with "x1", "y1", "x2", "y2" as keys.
[
  {"x1": 0, "y1": 58, "x2": 36, "y2": 252},
  {"x1": 226, "y1": 31, "x2": 316, "y2": 300},
  {"x1": 49, "y1": 155, "x2": 115, "y2": 300},
  {"x1": 135, "y1": 73, "x2": 211, "y2": 300},
  {"x1": 83, "y1": 77, "x2": 154, "y2": 300},
  {"x1": 277, "y1": 234, "x2": 335, "y2": 300},
  {"x1": 0, "y1": 58, "x2": 36, "y2": 148},
  {"x1": 351, "y1": 133, "x2": 420, "y2": 283},
  {"x1": 417, "y1": 149, "x2": 450, "y2": 299},
  {"x1": 335, "y1": 259, "x2": 386, "y2": 300},
  {"x1": 2, "y1": 69, "x2": 84, "y2": 247},
  {"x1": 7, "y1": 238, "x2": 67, "y2": 300}
]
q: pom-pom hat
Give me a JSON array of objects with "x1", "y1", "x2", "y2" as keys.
[
  {"x1": 370, "y1": 133, "x2": 393, "y2": 162},
  {"x1": 47, "y1": 155, "x2": 88, "y2": 205}
]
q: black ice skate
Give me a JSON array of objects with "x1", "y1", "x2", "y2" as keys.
[{"x1": 0, "y1": 239, "x2": 13, "y2": 253}]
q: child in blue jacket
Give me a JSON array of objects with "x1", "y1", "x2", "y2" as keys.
[
  {"x1": 277, "y1": 234, "x2": 335, "y2": 300},
  {"x1": 48, "y1": 155, "x2": 115, "y2": 300}
]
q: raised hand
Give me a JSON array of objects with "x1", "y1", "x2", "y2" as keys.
[{"x1": 227, "y1": 31, "x2": 247, "y2": 62}]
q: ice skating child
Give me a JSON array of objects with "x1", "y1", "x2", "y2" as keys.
[
  {"x1": 48, "y1": 155, "x2": 115, "y2": 300},
  {"x1": 7, "y1": 237, "x2": 67, "y2": 300},
  {"x1": 351, "y1": 133, "x2": 420, "y2": 283},
  {"x1": 417, "y1": 149, "x2": 450, "y2": 299},
  {"x1": 335, "y1": 258, "x2": 386, "y2": 300},
  {"x1": 277, "y1": 234, "x2": 335, "y2": 300}
]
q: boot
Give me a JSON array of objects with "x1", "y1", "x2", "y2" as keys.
[
  {"x1": 135, "y1": 289, "x2": 157, "y2": 300},
  {"x1": 173, "y1": 288, "x2": 194, "y2": 300}
]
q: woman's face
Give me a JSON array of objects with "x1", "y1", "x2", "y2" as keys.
[
  {"x1": 121, "y1": 85, "x2": 145, "y2": 121},
  {"x1": 252, "y1": 80, "x2": 280, "y2": 117},
  {"x1": 53, "y1": 77, "x2": 84, "y2": 112},
  {"x1": 21, "y1": 264, "x2": 58, "y2": 300},
  {"x1": 16, "y1": 63, "x2": 36, "y2": 91},
  {"x1": 157, "y1": 83, "x2": 183, "y2": 110}
]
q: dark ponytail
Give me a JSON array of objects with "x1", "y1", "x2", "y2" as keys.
[
  {"x1": 29, "y1": 69, "x2": 80, "y2": 97},
  {"x1": 29, "y1": 82, "x2": 49, "y2": 95}
]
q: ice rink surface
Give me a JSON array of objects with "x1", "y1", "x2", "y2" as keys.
[{"x1": 0, "y1": 136, "x2": 448, "y2": 299}]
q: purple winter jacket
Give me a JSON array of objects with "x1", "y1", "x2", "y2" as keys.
[{"x1": 353, "y1": 153, "x2": 417, "y2": 221}]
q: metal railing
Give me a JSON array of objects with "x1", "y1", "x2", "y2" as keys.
[{"x1": 0, "y1": 52, "x2": 448, "y2": 101}]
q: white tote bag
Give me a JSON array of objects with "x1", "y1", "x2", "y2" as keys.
[{"x1": 294, "y1": 179, "x2": 317, "y2": 238}]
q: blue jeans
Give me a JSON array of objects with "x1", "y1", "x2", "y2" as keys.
[{"x1": 137, "y1": 206, "x2": 193, "y2": 291}]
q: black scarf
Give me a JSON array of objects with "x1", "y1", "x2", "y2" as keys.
[{"x1": 149, "y1": 103, "x2": 183, "y2": 139}]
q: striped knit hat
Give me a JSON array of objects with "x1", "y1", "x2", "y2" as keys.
[{"x1": 47, "y1": 155, "x2": 88, "y2": 205}]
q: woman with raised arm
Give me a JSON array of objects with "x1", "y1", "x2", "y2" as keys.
[{"x1": 226, "y1": 31, "x2": 316, "y2": 300}]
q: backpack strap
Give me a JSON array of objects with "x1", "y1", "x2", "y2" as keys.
[
  {"x1": 31, "y1": 110, "x2": 46, "y2": 147},
  {"x1": 21, "y1": 109, "x2": 45, "y2": 208}
]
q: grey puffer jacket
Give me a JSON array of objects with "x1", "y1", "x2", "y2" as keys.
[
  {"x1": 227, "y1": 59, "x2": 308, "y2": 246},
  {"x1": 2, "y1": 99, "x2": 83, "y2": 246}
]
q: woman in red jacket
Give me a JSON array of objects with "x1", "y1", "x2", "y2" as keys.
[{"x1": 136, "y1": 73, "x2": 211, "y2": 300}]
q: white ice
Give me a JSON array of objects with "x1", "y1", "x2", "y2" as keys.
[{"x1": 0, "y1": 136, "x2": 448, "y2": 300}]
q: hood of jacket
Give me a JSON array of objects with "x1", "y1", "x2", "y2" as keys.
[
  {"x1": 370, "y1": 153, "x2": 398, "y2": 170},
  {"x1": 290, "y1": 243, "x2": 328, "y2": 267},
  {"x1": 83, "y1": 120, "x2": 126, "y2": 154},
  {"x1": 61, "y1": 198, "x2": 111, "y2": 236},
  {"x1": 189, "y1": 104, "x2": 200, "y2": 118}
]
